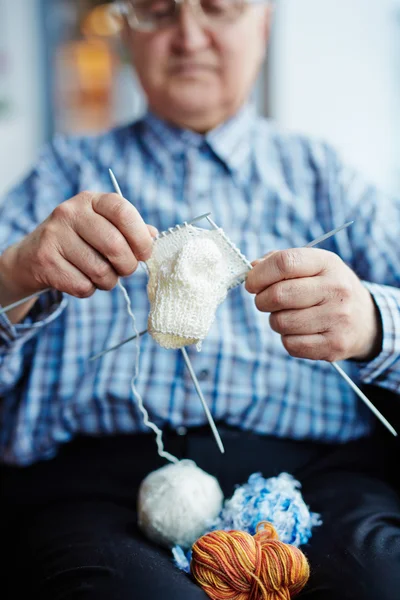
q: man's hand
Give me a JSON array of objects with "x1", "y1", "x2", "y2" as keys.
[
  {"x1": 0, "y1": 192, "x2": 156, "y2": 321},
  {"x1": 245, "y1": 248, "x2": 382, "y2": 362}
]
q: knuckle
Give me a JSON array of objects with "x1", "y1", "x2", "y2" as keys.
[
  {"x1": 118, "y1": 259, "x2": 138, "y2": 277},
  {"x1": 109, "y1": 195, "x2": 130, "y2": 220},
  {"x1": 52, "y1": 201, "x2": 73, "y2": 222},
  {"x1": 255, "y1": 293, "x2": 265, "y2": 312},
  {"x1": 73, "y1": 280, "x2": 95, "y2": 298},
  {"x1": 276, "y1": 249, "x2": 299, "y2": 276},
  {"x1": 78, "y1": 190, "x2": 95, "y2": 203},
  {"x1": 327, "y1": 250, "x2": 342, "y2": 265},
  {"x1": 323, "y1": 348, "x2": 336, "y2": 362},
  {"x1": 35, "y1": 243, "x2": 53, "y2": 269},
  {"x1": 282, "y1": 336, "x2": 302, "y2": 358},
  {"x1": 271, "y1": 284, "x2": 286, "y2": 308},
  {"x1": 245, "y1": 273, "x2": 255, "y2": 293},
  {"x1": 135, "y1": 243, "x2": 153, "y2": 262},
  {"x1": 95, "y1": 272, "x2": 118, "y2": 291},
  {"x1": 334, "y1": 279, "x2": 353, "y2": 302},
  {"x1": 92, "y1": 261, "x2": 111, "y2": 281},
  {"x1": 339, "y1": 305, "x2": 353, "y2": 325},
  {"x1": 331, "y1": 335, "x2": 347, "y2": 357},
  {"x1": 104, "y1": 234, "x2": 126, "y2": 260},
  {"x1": 269, "y1": 312, "x2": 285, "y2": 333}
]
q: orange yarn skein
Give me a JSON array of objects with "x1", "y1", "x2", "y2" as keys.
[{"x1": 191, "y1": 522, "x2": 310, "y2": 600}]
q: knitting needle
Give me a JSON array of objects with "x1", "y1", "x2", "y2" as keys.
[
  {"x1": 88, "y1": 220, "x2": 362, "y2": 361},
  {"x1": 331, "y1": 362, "x2": 397, "y2": 436},
  {"x1": 181, "y1": 347, "x2": 225, "y2": 454},
  {"x1": 208, "y1": 217, "x2": 397, "y2": 437},
  {"x1": 89, "y1": 328, "x2": 226, "y2": 451},
  {"x1": 0, "y1": 179, "x2": 154, "y2": 316},
  {"x1": 109, "y1": 169, "x2": 212, "y2": 230},
  {"x1": 305, "y1": 221, "x2": 354, "y2": 248},
  {"x1": 89, "y1": 329, "x2": 149, "y2": 361},
  {"x1": 109, "y1": 169, "x2": 225, "y2": 454},
  {"x1": 88, "y1": 211, "x2": 397, "y2": 436},
  {"x1": 0, "y1": 215, "x2": 211, "y2": 319},
  {"x1": 306, "y1": 228, "x2": 397, "y2": 436},
  {"x1": 228, "y1": 220, "x2": 356, "y2": 286},
  {"x1": 0, "y1": 287, "x2": 52, "y2": 317},
  {"x1": 0, "y1": 206, "x2": 212, "y2": 353}
]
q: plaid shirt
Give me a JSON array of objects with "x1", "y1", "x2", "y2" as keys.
[{"x1": 1, "y1": 104, "x2": 400, "y2": 466}]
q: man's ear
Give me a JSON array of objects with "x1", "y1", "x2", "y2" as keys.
[{"x1": 110, "y1": 3, "x2": 131, "y2": 44}]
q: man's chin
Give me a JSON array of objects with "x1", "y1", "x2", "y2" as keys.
[{"x1": 166, "y1": 86, "x2": 220, "y2": 116}]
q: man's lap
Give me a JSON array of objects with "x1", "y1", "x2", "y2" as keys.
[
  {"x1": 7, "y1": 500, "x2": 207, "y2": 600},
  {"x1": 301, "y1": 473, "x2": 400, "y2": 598},
  {"x1": 2, "y1": 429, "x2": 399, "y2": 599}
]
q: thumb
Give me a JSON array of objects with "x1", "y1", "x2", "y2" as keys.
[{"x1": 251, "y1": 250, "x2": 279, "y2": 267}]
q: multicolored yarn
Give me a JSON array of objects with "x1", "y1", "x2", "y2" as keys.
[
  {"x1": 172, "y1": 472, "x2": 321, "y2": 573},
  {"x1": 191, "y1": 522, "x2": 310, "y2": 600}
]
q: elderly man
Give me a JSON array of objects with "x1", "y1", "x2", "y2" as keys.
[{"x1": 0, "y1": 1, "x2": 399, "y2": 598}]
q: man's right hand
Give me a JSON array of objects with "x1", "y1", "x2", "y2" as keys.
[{"x1": 0, "y1": 192, "x2": 156, "y2": 323}]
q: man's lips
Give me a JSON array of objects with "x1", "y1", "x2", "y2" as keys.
[{"x1": 169, "y1": 63, "x2": 218, "y2": 75}]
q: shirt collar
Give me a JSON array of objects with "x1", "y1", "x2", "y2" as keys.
[{"x1": 140, "y1": 102, "x2": 258, "y2": 173}]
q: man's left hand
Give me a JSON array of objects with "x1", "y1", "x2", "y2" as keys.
[{"x1": 245, "y1": 248, "x2": 382, "y2": 362}]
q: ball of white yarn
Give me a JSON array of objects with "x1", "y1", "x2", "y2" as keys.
[{"x1": 137, "y1": 460, "x2": 224, "y2": 549}]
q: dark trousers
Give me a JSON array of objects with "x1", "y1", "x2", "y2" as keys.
[{"x1": 1, "y1": 426, "x2": 400, "y2": 600}]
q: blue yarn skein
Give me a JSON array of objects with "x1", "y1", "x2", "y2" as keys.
[{"x1": 172, "y1": 471, "x2": 322, "y2": 573}]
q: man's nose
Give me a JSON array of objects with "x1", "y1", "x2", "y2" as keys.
[{"x1": 172, "y1": 2, "x2": 210, "y2": 53}]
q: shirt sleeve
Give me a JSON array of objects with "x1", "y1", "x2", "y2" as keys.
[
  {"x1": 317, "y1": 143, "x2": 400, "y2": 393},
  {"x1": 0, "y1": 135, "x2": 79, "y2": 392}
]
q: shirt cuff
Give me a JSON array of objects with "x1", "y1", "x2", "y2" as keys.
[
  {"x1": 0, "y1": 289, "x2": 67, "y2": 347},
  {"x1": 358, "y1": 281, "x2": 400, "y2": 384}
]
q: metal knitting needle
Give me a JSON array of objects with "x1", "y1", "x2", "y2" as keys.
[
  {"x1": 229, "y1": 220, "x2": 356, "y2": 286},
  {"x1": 0, "y1": 218, "x2": 353, "y2": 318},
  {"x1": 305, "y1": 221, "x2": 354, "y2": 248},
  {"x1": 305, "y1": 227, "x2": 397, "y2": 436},
  {"x1": 109, "y1": 168, "x2": 123, "y2": 196},
  {"x1": 90, "y1": 329, "x2": 226, "y2": 451},
  {"x1": 331, "y1": 362, "x2": 397, "y2": 436},
  {"x1": 0, "y1": 287, "x2": 52, "y2": 317},
  {"x1": 89, "y1": 329, "x2": 149, "y2": 362},
  {"x1": 89, "y1": 220, "x2": 363, "y2": 361},
  {"x1": 208, "y1": 217, "x2": 397, "y2": 437},
  {"x1": 109, "y1": 169, "x2": 225, "y2": 453},
  {"x1": 0, "y1": 209, "x2": 211, "y2": 318},
  {"x1": 181, "y1": 347, "x2": 225, "y2": 454}
]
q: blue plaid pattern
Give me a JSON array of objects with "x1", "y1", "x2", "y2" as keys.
[{"x1": 1, "y1": 103, "x2": 400, "y2": 465}]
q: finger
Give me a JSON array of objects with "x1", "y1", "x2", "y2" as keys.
[
  {"x1": 44, "y1": 254, "x2": 96, "y2": 299},
  {"x1": 59, "y1": 233, "x2": 119, "y2": 291},
  {"x1": 92, "y1": 193, "x2": 154, "y2": 261},
  {"x1": 251, "y1": 250, "x2": 278, "y2": 267},
  {"x1": 254, "y1": 276, "x2": 327, "y2": 312},
  {"x1": 269, "y1": 305, "x2": 339, "y2": 336},
  {"x1": 74, "y1": 213, "x2": 138, "y2": 277},
  {"x1": 246, "y1": 248, "x2": 334, "y2": 294},
  {"x1": 148, "y1": 225, "x2": 158, "y2": 238},
  {"x1": 281, "y1": 333, "x2": 333, "y2": 361}
]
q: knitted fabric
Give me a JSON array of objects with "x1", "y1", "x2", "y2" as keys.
[{"x1": 146, "y1": 225, "x2": 249, "y2": 350}]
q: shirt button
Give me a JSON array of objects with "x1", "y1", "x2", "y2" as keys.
[
  {"x1": 176, "y1": 426, "x2": 187, "y2": 436},
  {"x1": 198, "y1": 369, "x2": 210, "y2": 381}
]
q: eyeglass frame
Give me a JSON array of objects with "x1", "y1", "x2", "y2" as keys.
[{"x1": 113, "y1": 0, "x2": 270, "y2": 33}]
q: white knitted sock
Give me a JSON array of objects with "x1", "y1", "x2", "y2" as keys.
[{"x1": 146, "y1": 225, "x2": 248, "y2": 350}]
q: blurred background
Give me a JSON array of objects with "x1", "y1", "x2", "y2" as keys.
[{"x1": 0, "y1": 0, "x2": 399, "y2": 198}]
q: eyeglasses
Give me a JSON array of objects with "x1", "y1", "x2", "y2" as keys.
[{"x1": 115, "y1": 0, "x2": 268, "y2": 32}]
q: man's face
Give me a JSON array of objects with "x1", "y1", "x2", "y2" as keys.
[{"x1": 124, "y1": 0, "x2": 272, "y2": 130}]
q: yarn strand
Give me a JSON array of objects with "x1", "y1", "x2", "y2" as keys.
[
  {"x1": 191, "y1": 522, "x2": 310, "y2": 600},
  {"x1": 118, "y1": 279, "x2": 179, "y2": 464}
]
